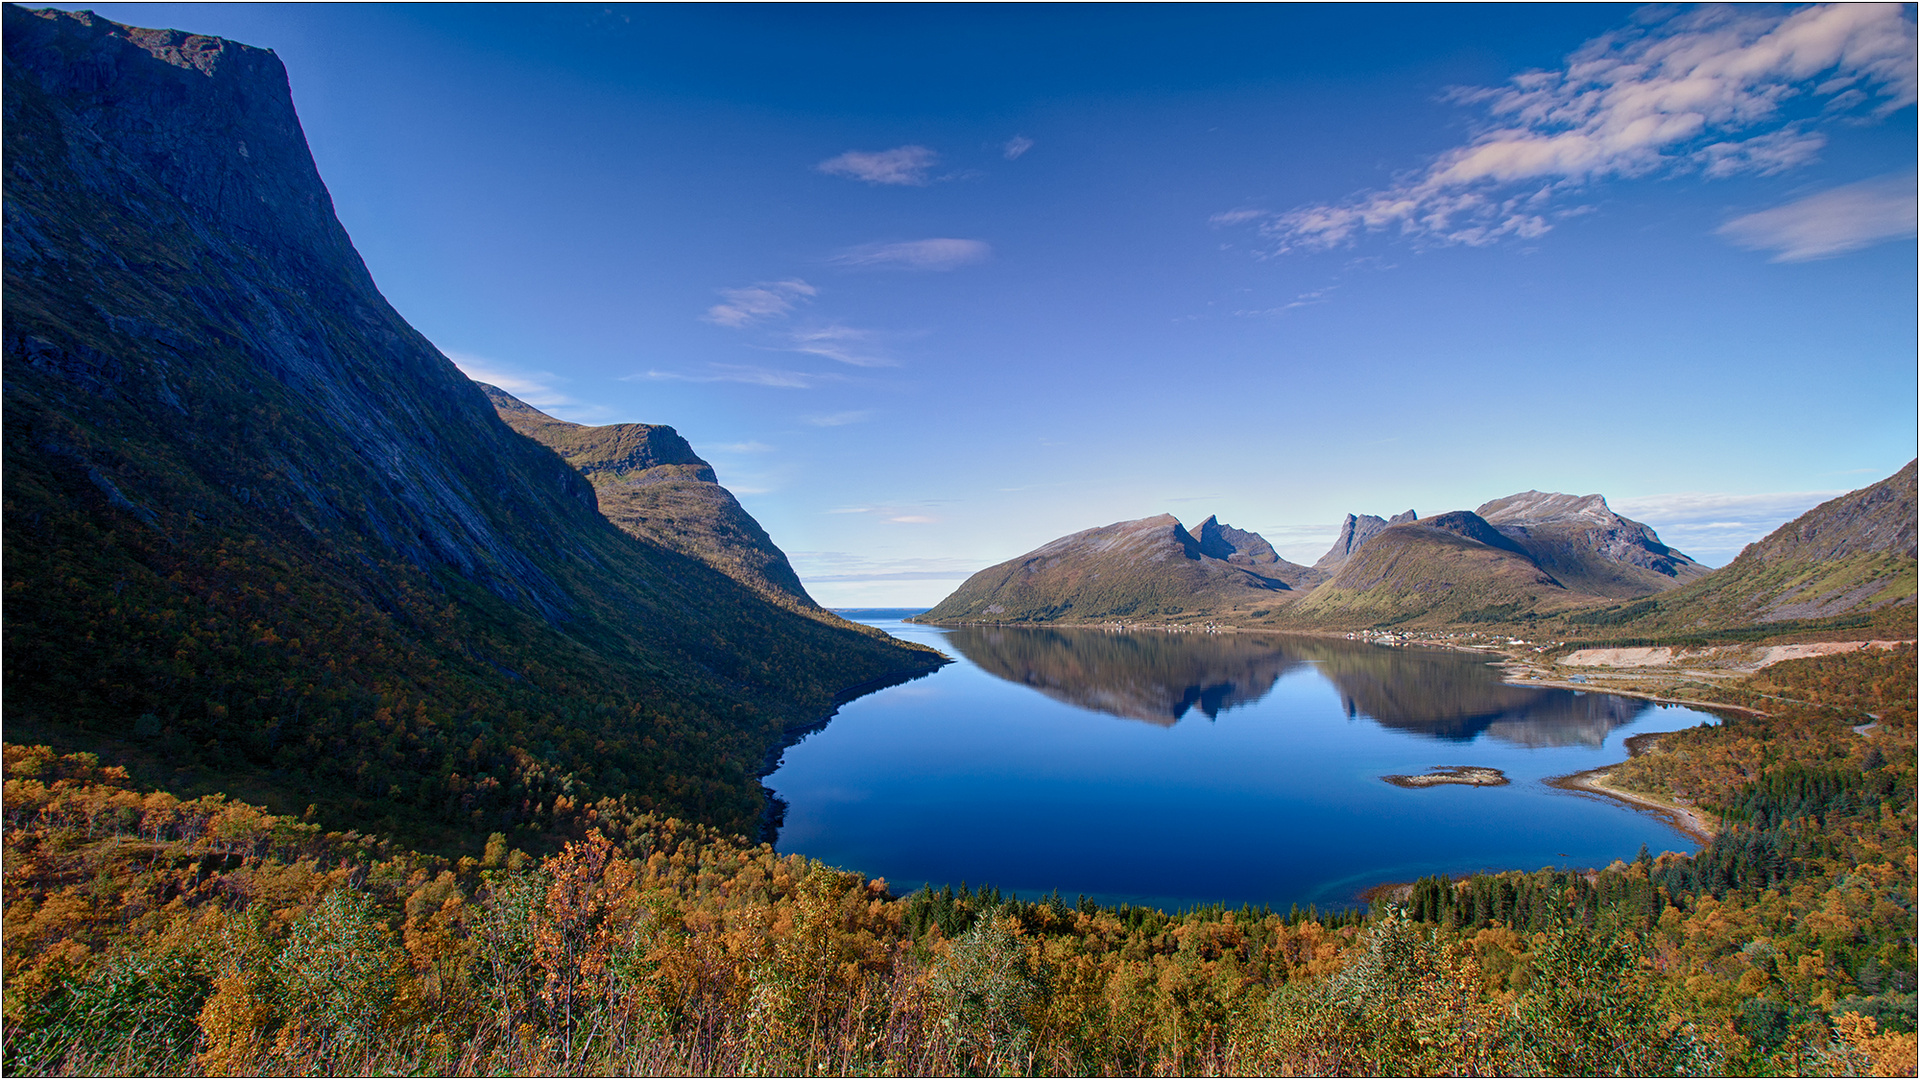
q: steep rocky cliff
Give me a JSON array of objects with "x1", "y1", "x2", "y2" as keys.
[
  {"x1": 1476, "y1": 491, "x2": 1707, "y2": 599},
  {"x1": 1, "y1": 5, "x2": 938, "y2": 847},
  {"x1": 1313, "y1": 510, "x2": 1416, "y2": 572},
  {"x1": 1191, "y1": 515, "x2": 1324, "y2": 588},
  {"x1": 480, "y1": 384, "x2": 820, "y2": 612}
]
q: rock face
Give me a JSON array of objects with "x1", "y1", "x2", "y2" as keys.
[
  {"x1": 1, "y1": 6, "x2": 937, "y2": 845},
  {"x1": 480, "y1": 384, "x2": 818, "y2": 611},
  {"x1": 918, "y1": 514, "x2": 1297, "y2": 624},
  {"x1": 1734, "y1": 461, "x2": 1918, "y2": 565},
  {"x1": 1190, "y1": 515, "x2": 1324, "y2": 588},
  {"x1": 1314, "y1": 510, "x2": 1416, "y2": 572},
  {"x1": 1476, "y1": 491, "x2": 1707, "y2": 598},
  {"x1": 1595, "y1": 461, "x2": 1918, "y2": 628}
]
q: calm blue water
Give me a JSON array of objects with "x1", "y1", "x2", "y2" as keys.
[{"x1": 769, "y1": 618, "x2": 1719, "y2": 912}]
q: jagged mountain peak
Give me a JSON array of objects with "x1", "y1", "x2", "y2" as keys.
[
  {"x1": 1193, "y1": 515, "x2": 1281, "y2": 565},
  {"x1": 1477, "y1": 490, "x2": 1615, "y2": 526},
  {"x1": 1314, "y1": 509, "x2": 1417, "y2": 571}
]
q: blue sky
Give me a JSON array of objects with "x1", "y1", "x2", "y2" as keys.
[{"x1": 67, "y1": 3, "x2": 1918, "y2": 605}]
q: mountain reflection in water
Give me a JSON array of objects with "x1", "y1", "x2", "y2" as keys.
[{"x1": 941, "y1": 626, "x2": 1649, "y2": 748}]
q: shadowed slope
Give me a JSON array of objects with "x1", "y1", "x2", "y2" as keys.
[
  {"x1": 1, "y1": 5, "x2": 938, "y2": 848},
  {"x1": 1477, "y1": 491, "x2": 1707, "y2": 599}
]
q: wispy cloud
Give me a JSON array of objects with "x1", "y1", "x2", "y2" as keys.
[
  {"x1": 804, "y1": 410, "x2": 874, "y2": 427},
  {"x1": 635, "y1": 364, "x2": 836, "y2": 389},
  {"x1": 887, "y1": 514, "x2": 936, "y2": 524},
  {"x1": 784, "y1": 325, "x2": 898, "y2": 368},
  {"x1": 1612, "y1": 488, "x2": 1847, "y2": 565},
  {"x1": 1209, "y1": 208, "x2": 1268, "y2": 227},
  {"x1": 1234, "y1": 286, "x2": 1337, "y2": 316},
  {"x1": 1225, "y1": 4, "x2": 1916, "y2": 254},
  {"x1": 704, "y1": 279, "x2": 817, "y2": 328},
  {"x1": 817, "y1": 145, "x2": 939, "y2": 185},
  {"x1": 1002, "y1": 135, "x2": 1035, "y2": 160},
  {"x1": 448, "y1": 352, "x2": 612, "y2": 423},
  {"x1": 788, "y1": 551, "x2": 981, "y2": 583},
  {"x1": 826, "y1": 238, "x2": 991, "y2": 271},
  {"x1": 1718, "y1": 171, "x2": 1917, "y2": 261},
  {"x1": 710, "y1": 441, "x2": 775, "y2": 454}
]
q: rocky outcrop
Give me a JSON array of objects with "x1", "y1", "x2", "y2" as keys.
[
  {"x1": 1192, "y1": 515, "x2": 1325, "y2": 589},
  {"x1": 1476, "y1": 491, "x2": 1707, "y2": 598},
  {"x1": 1314, "y1": 510, "x2": 1416, "y2": 572},
  {"x1": 480, "y1": 384, "x2": 819, "y2": 611}
]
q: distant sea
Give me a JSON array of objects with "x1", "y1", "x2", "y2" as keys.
[{"x1": 831, "y1": 608, "x2": 931, "y2": 620}]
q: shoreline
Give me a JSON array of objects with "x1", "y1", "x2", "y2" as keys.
[
  {"x1": 1542, "y1": 727, "x2": 1719, "y2": 844},
  {"x1": 1544, "y1": 767, "x2": 1718, "y2": 845}
]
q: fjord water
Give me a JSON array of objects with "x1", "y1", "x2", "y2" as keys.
[{"x1": 769, "y1": 617, "x2": 1718, "y2": 912}]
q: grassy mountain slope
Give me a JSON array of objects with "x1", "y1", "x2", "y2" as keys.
[
  {"x1": 1284, "y1": 511, "x2": 1578, "y2": 627},
  {"x1": 480, "y1": 383, "x2": 823, "y2": 613},
  {"x1": 1562, "y1": 461, "x2": 1918, "y2": 637},
  {"x1": 1, "y1": 5, "x2": 938, "y2": 851},
  {"x1": 916, "y1": 514, "x2": 1296, "y2": 624}
]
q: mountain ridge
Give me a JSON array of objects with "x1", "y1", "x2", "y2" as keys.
[
  {"x1": 2, "y1": 4, "x2": 939, "y2": 849},
  {"x1": 479, "y1": 383, "x2": 826, "y2": 616}
]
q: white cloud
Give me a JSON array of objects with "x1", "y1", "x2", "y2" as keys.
[
  {"x1": 636, "y1": 364, "x2": 834, "y2": 389},
  {"x1": 1612, "y1": 488, "x2": 1846, "y2": 565},
  {"x1": 447, "y1": 352, "x2": 614, "y2": 423},
  {"x1": 1209, "y1": 207, "x2": 1269, "y2": 227},
  {"x1": 887, "y1": 515, "x2": 936, "y2": 524},
  {"x1": 827, "y1": 238, "x2": 991, "y2": 271},
  {"x1": 1003, "y1": 135, "x2": 1035, "y2": 160},
  {"x1": 784, "y1": 325, "x2": 897, "y2": 368},
  {"x1": 817, "y1": 145, "x2": 939, "y2": 185},
  {"x1": 788, "y1": 551, "x2": 980, "y2": 582},
  {"x1": 1718, "y1": 171, "x2": 1917, "y2": 260},
  {"x1": 1233, "y1": 4, "x2": 1916, "y2": 253},
  {"x1": 710, "y1": 441, "x2": 775, "y2": 454},
  {"x1": 804, "y1": 410, "x2": 874, "y2": 427},
  {"x1": 704, "y1": 279, "x2": 816, "y2": 327}
]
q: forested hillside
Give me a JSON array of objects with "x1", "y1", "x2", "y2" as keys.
[
  {"x1": 0, "y1": 4, "x2": 939, "y2": 853},
  {"x1": 4, "y1": 646, "x2": 1912, "y2": 1074}
]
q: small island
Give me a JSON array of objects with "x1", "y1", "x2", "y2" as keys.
[{"x1": 1382, "y1": 765, "x2": 1510, "y2": 788}]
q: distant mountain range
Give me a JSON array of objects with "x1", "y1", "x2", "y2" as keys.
[
  {"x1": 918, "y1": 464, "x2": 1917, "y2": 635},
  {"x1": 918, "y1": 513, "x2": 1313, "y2": 624}
]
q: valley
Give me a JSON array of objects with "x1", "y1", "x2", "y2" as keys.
[{"x1": 1, "y1": 5, "x2": 1913, "y2": 1076}]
